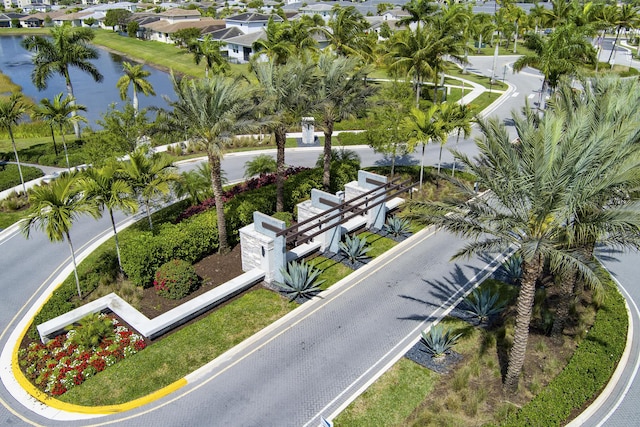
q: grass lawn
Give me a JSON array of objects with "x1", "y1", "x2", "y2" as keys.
[
  {"x1": 58, "y1": 289, "x2": 296, "y2": 406},
  {"x1": 469, "y1": 91, "x2": 504, "y2": 114}
]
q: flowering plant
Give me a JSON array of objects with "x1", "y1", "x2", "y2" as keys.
[{"x1": 18, "y1": 314, "x2": 146, "y2": 396}]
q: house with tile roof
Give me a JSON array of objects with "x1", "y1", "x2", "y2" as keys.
[{"x1": 225, "y1": 29, "x2": 266, "y2": 63}]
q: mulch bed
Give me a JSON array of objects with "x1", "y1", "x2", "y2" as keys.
[
  {"x1": 137, "y1": 245, "x2": 245, "y2": 319},
  {"x1": 405, "y1": 341, "x2": 464, "y2": 374}
]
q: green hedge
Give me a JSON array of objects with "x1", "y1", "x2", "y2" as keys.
[
  {"x1": 121, "y1": 210, "x2": 219, "y2": 287},
  {"x1": 498, "y1": 277, "x2": 628, "y2": 426},
  {"x1": 0, "y1": 140, "x2": 86, "y2": 167},
  {"x1": 0, "y1": 164, "x2": 44, "y2": 191}
]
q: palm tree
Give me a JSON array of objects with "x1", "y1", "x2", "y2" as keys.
[
  {"x1": 174, "y1": 162, "x2": 214, "y2": 205},
  {"x1": 314, "y1": 53, "x2": 377, "y2": 190},
  {"x1": 164, "y1": 74, "x2": 259, "y2": 253},
  {"x1": 604, "y1": 3, "x2": 640, "y2": 65},
  {"x1": 31, "y1": 93, "x2": 87, "y2": 171},
  {"x1": 513, "y1": 24, "x2": 596, "y2": 102},
  {"x1": 399, "y1": 0, "x2": 439, "y2": 26},
  {"x1": 470, "y1": 13, "x2": 496, "y2": 54},
  {"x1": 22, "y1": 171, "x2": 100, "y2": 298},
  {"x1": 119, "y1": 146, "x2": 178, "y2": 231},
  {"x1": 528, "y1": 2, "x2": 548, "y2": 34},
  {"x1": 116, "y1": 61, "x2": 156, "y2": 115},
  {"x1": 438, "y1": 102, "x2": 473, "y2": 177},
  {"x1": 324, "y1": 5, "x2": 374, "y2": 60},
  {"x1": 0, "y1": 93, "x2": 29, "y2": 194},
  {"x1": 244, "y1": 154, "x2": 277, "y2": 179},
  {"x1": 253, "y1": 18, "x2": 296, "y2": 65},
  {"x1": 402, "y1": 104, "x2": 446, "y2": 188},
  {"x1": 80, "y1": 162, "x2": 138, "y2": 274},
  {"x1": 190, "y1": 35, "x2": 229, "y2": 78},
  {"x1": 253, "y1": 57, "x2": 316, "y2": 211},
  {"x1": 21, "y1": 24, "x2": 103, "y2": 138}
]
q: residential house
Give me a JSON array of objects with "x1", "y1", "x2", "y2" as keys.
[
  {"x1": 0, "y1": 12, "x2": 24, "y2": 27},
  {"x1": 225, "y1": 29, "x2": 265, "y2": 63},
  {"x1": 224, "y1": 12, "x2": 280, "y2": 34}
]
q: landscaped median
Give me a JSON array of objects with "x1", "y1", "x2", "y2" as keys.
[{"x1": 334, "y1": 270, "x2": 628, "y2": 426}]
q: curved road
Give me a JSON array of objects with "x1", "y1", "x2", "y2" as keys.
[{"x1": 1, "y1": 55, "x2": 638, "y2": 426}]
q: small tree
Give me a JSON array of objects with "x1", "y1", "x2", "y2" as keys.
[
  {"x1": 104, "y1": 9, "x2": 131, "y2": 32},
  {"x1": 22, "y1": 172, "x2": 100, "y2": 298},
  {"x1": 0, "y1": 93, "x2": 29, "y2": 194},
  {"x1": 171, "y1": 28, "x2": 201, "y2": 47},
  {"x1": 127, "y1": 21, "x2": 139, "y2": 38}
]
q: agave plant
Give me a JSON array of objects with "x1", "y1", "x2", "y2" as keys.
[
  {"x1": 502, "y1": 253, "x2": 523, "y2": 285},
  {"x1": 277, "y1": 260, "x2": 325, "y2": 301},
  {"x1": 420, "y1": 325, "x2": 462, "y2": 358},
  {"x1": 339, "y1": 234, "x2": 371, "y2": 264},
  {"x1": 462, "y1": 288, "x2": 508, "y2": 324},
  {"x1": 384, "y1": 215, "x2": 411, "y2": 237}
]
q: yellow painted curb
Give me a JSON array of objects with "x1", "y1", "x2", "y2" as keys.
[{"x1": 11, "y1": 293, "x2": 187, "y2": 415}]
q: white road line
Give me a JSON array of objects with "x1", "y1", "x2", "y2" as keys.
[
  {"x1": 528, "y1": 94, "x2": 535, "y2": 99},
  {"x1": 512, "y1": 92, "x2": 519, "y2": 97}
]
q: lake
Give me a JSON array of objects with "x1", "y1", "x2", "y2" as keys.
[{"x1": 0, "y1": 35, "x2": 176, "y2": 127}]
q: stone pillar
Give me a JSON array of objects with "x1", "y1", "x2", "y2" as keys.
[
  {"x1": 239, "y1": 211, "x2": 286, "y2": 284},
  {"x1": 344, "y1": 170, "x2": 388, "y2": 230},
  {"x1": 301, "y1": 117, "x2": 315, "y2": 145},
  {"x1": 310, "y1": 189, "x2": 342, "y2": 253}
]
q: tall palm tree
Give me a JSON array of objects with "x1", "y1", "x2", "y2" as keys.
[
  {"x1": 80, "y1": 162, "x2": 138, "y2": 274},
  {"x1": 190, "y1": 35, "x2": 229, "y2": 78},
  {"x1": 513, "y1": 24, "x2": 596, "y2": 100},
  {"x1": 324, "y1": 5, "x2": 373, "y2": 60},
  {"x1": 314, "y1": 53, "x2": 377, "y2": 190},
  {"x1": 253, "y1": 18, "x2": 297, "y2": 65},
  {"x1": 116, "y1": 61, "x2": 156, "y2": 115},
  {"x1": 31, "y1": 93, "x2": 87, "y2": 171},
  {"x1": 471, "y1": 13, "x2": 496, "y2": 54},
  {"x1": 409, "y1": 93, "x2": 640, "y2": 391},
  {"x1": 402, "y1": 104, "x2": 446, "y2": 188},
  {"x1": 119, "y1": 146, "x2": 178, "y2": 231},
  {"x1": 399, "y1": 0, "x2": 439, "y2": 26},
  {"x1": 22, "y1": 171, "x2": 100, "y2": 298},
  {"x1": 0, "y1": 93, "x2": 29, "y2": 194},
  {"x1": 21, "y1": 24, "x2": 103, "y2": 138},
  {"x1": 253, "y1": 57, "x2": 316, "y2": 211},
  {"x1": 164, "y1": 74, "x2": 259, "y2": 253},
  {"x1": 174, "y1": 162, "x2": 214, "y2": 206},
  {"x1": 604, "y1": 3, "x2": 640, "y2": 65}
]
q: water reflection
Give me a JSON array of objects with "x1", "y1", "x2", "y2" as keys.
[{"x1": 0, "y1": 35, "x2": 176, "y2": 126}]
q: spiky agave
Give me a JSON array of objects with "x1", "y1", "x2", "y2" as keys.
[
  {"x1": 384, "y1": 215, "x2": 411, "y2": 237},
  {"x1": 277, "y1": 260, "x2": 325, "y2": 301},
  {"x1": 462, "y1": 288, "x2": 508, "y2": 324},
  {"x1": 421, "y1": 325, "x2": 462, "y2": 358},
  {"x1": 339, "y1": 234, "x2": 371, "y2": 264}
]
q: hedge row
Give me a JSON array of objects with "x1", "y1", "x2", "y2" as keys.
[
  {"x1": 0, "y1": 164, "x2": 44, "y2": 191},
  {"x1": 0, "y1": 140, "x2": 85, "y2": 167},
  {"x1": 498, "y1": 277, "x2": 628, "y2": 426}
]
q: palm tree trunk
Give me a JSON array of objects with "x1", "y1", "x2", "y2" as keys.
[
  {"x1": 551, "y1": 267, "x2": 576, "y2": 338},
  {"x1": 132, "y1": 87, "x2": 139, "y2": 116},
  {"x1": 323, "y1": 122, "x2": 333, "y2": 190},
  {"x1": 478, "y1": 34, "x2": 483, "y2": 54},
  {"x1": 9, "y1": 128, "x2": 26, "y2": 194},
  {"x1": 209, "y1": 153, "x2": 229, "y2": 253},
  {"x1": 504, "y1": 255, "x2": 543, "y2": 392},
  {"x1": 64, "y1": 70, "x2": 80, "y2": 138},
  {"x1": 437, "y1": 143, "x2": 443, "y2": 174},
  {"x1": 145, "y1": 199, "x2": 153, "y2": 230},
  {"x1": 109, "y1": 208, "x2": 124, "y2": 274},
  {"x1": 60, "y1": 126, "x2": 71, "y2": 171},
  {"x1": 391, "y1": 143, "x2": 397, "y2": 178},
  {"x1": 50, "y1": 124, "x2": 59, "y2": 156},
  {"x1": 275, "y1": 126, "x2": 287, "y2": 212},
  {"x1": 419, "y1": 141, "x2": 426, "y2": 189},
  {"x1": 452, "y1": 130, "x2": 461, "y2": 177},
  {"x1": 65, "y1": 230, "x2": 82, "y2": 298},
  {"x1": 415, "y1": 75, "x2": 421, "y2": 108},
  {"x1": 607, "y1": 27, "x2": 622, "y2": 65}
]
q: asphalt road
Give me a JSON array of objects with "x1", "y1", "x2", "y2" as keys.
[{"x1": 2, "y1": 54, "x2": 639, "y2": 426}]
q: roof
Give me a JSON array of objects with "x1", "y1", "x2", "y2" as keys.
[
  {"x1": 143, "y1": 17, "x2": 225, "y2": 33},
  {"x1": 300, "y1": 4, "x2": 333, "y2": 12},
  {"x1": 54, "y1": 11, "x2": 93, "y2": 21},
  {"x1": 225, "y1": 29, "x2": 266, "y2": 47},
  {"x1": 21, "y1": 10, "x2": 67, "y2": 21},
  {"x1": 225, "y1": 12, "x2": 280, "y2": 23},
  {"x1": 203, "y1": 26, "x2": 244, "y2": 40},
  {"x1": 159, "y1": 8, "x2": 201, "y2": 17}
]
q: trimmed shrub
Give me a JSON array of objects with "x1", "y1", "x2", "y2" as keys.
[
  {"x1": 154, "y1": 259, "x2": 201, "y2": 300},
  {"x1": 121, "y1": 210, "x2": 218, "y2": 287},
  {"x1": 272, "y1": 211, "x2": 294, "y2": 227},
  {"x1": 66, "y1": 313, "x2": 114, "y2": 349}
]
